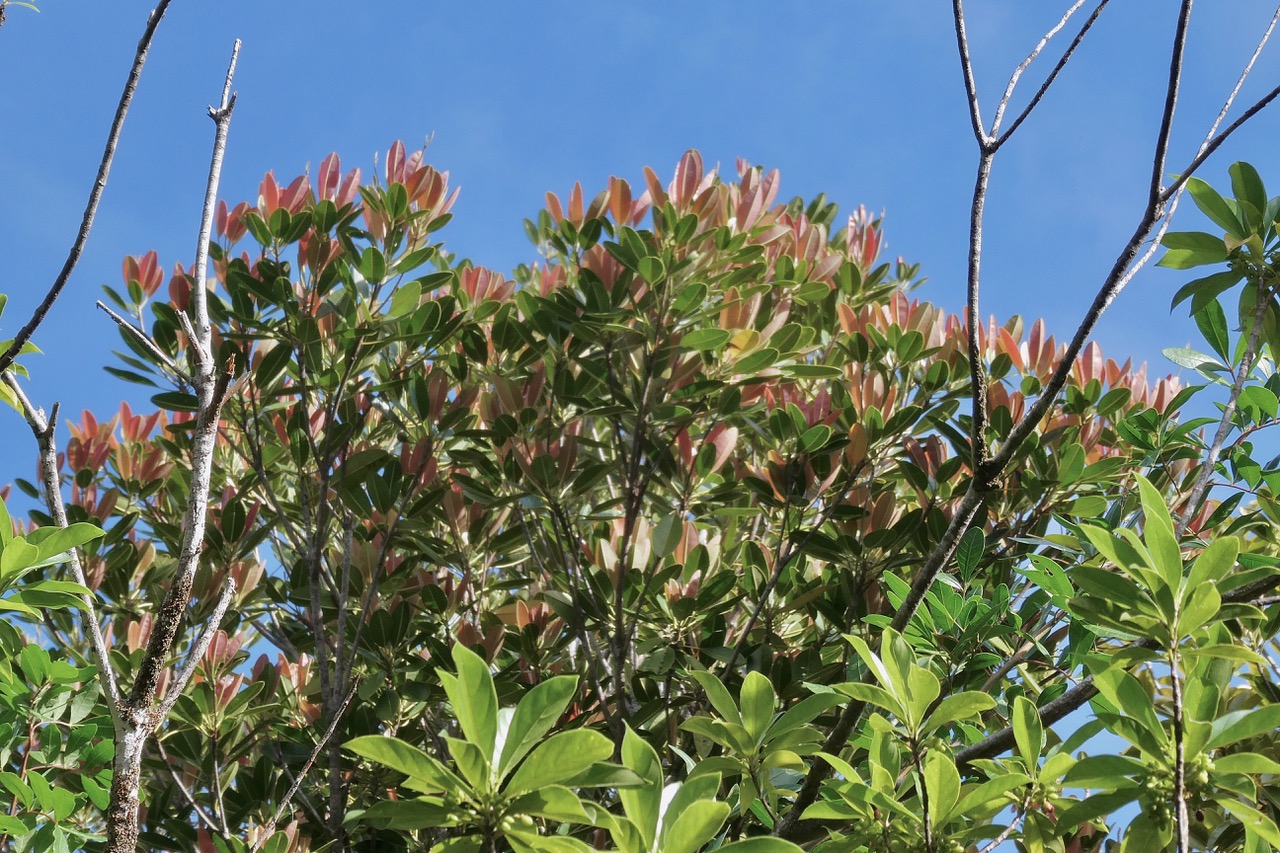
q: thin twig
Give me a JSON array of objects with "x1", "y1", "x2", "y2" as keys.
[
  {"x1": 157, "y1": 577, "x2": 237, "y2": 720},
  {"x1": 0, "y1": 0, "x2": 174, "y2": 374},
  {"x1": 192, "y1": 39, "x2": 241, "y2": 355},
  {"x1": 991, "y1": 0, "x2": 1090, "y2": 136},
  {"x1": 250, "y1": 681, "x2": 360, "y2": 852},
  {"x1": 976, "y1": 795, "x2": 1032, "y2": 853},
  {"x1": 156, "y1": 738, "x2": 230, "y2": 836},
  {"x1": 96, "y1": 300, "x2": 192, "y2": 386},
  {"x1": 994, "y1": 0, "x2": 1111, "y2": 146},
  {"x1": 128, "y1": 32, "x2": 240, "y2": 708},
  {"x1": 1165, "y1": 82, "x2": 1280, "y2": 203}
]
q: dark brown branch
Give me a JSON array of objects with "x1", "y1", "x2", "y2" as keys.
[
  {"x1": 1163, "y1": 80, "x2": 1280, "y2": 203},
  {"x1": 0, "y1": 0, "x2": 174, "y2": 375},
  {"x1": 951, "y1": 0, "x2": 990, "y2": 145},
  {"x1": 1149, "y1": 1, "x2": 1195, "y2": 206}
]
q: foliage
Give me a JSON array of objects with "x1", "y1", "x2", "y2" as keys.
[{"x1": 0, "y1": 140, "x2": 1278, "y2": 853}]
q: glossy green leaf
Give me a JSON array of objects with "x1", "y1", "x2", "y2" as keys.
[
  {"x1": 1012, "y1": 696, "x2": 1043, "y2": 768},
  {"x1": 924, "y1": 750, "x2": 959, "y2": 828},
  {"x1": 740, "y1": 671, "x2": 776, "y2": 744},
  {"x1": 441, "y1": 644, "x2": 499, "y2": 760},
  {"x1": 498, "y1": 675, "x2": 578, "y2": 776},
  {"x1": 1206, "y1": 705, "x2": 1280, "y2": 750},
  {"x1": 689, "y1": 670, "x2": 743, "y2": 727},
  {"x1": 344, "y1": 736, "x2": 464, "y2": 795},
  {"x1": 619, "y1": 726, "x2": 663, "y2": 850},
  {"x1": 504, "y1": 728, "x2": 613, "y2": 796},
  {"x1": 1186, "y1": 177, "x2": 1246, "y2": 238}
]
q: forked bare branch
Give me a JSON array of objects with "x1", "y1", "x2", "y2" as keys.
[{"x1": 2, "y1": 373, "x2": 122, "y2": 722}]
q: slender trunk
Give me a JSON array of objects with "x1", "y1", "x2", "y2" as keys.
[{"x1": 105, "y1": 711, "x2": 151, "y2": 852}]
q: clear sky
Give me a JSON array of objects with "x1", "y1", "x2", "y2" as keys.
[{"x1": 2, "y1": 2, "x2": 1280, "y2": 483}]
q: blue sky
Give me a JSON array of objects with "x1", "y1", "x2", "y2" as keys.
[{"x1": 2, "y1": 2, "x2": 1280, "y2": 482}]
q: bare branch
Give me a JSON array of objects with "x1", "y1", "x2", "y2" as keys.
[
  {"x1": 1149, "y1": 1, "x2": 1195, "y2": 205},
  {"x1": 191, "y1": 39, "x2": 241, "y2": 356},
  {"x1": 128, "y1": 364, "x2": 235, "y2": 708},
  {"x1": 976, "y1": 795, "x2": 1032, "y2": 853},
  {"x1": 965, "y1": 153, "x2": 994, "y2": 465},
  {"x1": 96, "y1": 300, "x2": 192, "y2": 386},
  {"x1": 2, "y1": 373, "x2": 122, "y2": 721},
  {"x1": 1202, "y1": 5, "x2": 1280, "y2": 149},
  {"x1": 156, "y1": 738, "x2": 230, "y2": 836},
  {"x1": 250, "y1": 680, "x2": 360, "y2": 853},
  {"x1": 951, "y1": 0, "x2": 990, "y2": 145},
  {"x1": 994, "y1": 0, "x2": 1111, "y2": 146},
  {"x1": 1164, "y1": 80, "x2": 1280, "y2": 202},
  {"x1": 0, "y1": 0, "x2": 174, "y2": 375},
  {"x1": 157, "y1": 577, "x2": 237, "y2": 720},
  {"x1": 990, "y1": 0, "x2": 1090, "y2": 136}
]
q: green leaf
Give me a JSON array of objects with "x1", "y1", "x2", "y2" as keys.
[
  {"x1": 506, "y1": 785, "x2": 593, "y2": 824},
  {"x1": 1194, "y1": 298, "x2": 1233, "y2": 365},
  {"x1": 504, "y1": 728, "x2": 613, "y2": 796},
  {"x1": 1229, "y1": 161, "x2": 1268, "y2": 224},
  {"x1": 26, "y1": 523, "x2": 104, "y2": 563},
  {"x1": 1135, "y1": 475, "x2": 1180, "y2": 592},
  {"x1": 1171, "y1": 270, "x2": 1245, "y2": 313},
  {"x1": 1162, "y1": 231, "x2": 1230, "y2": 253},
  {"x1": 1062, "y1": 754, "x2": 1145, "y2": 788},
  {"x1": 954, "y1": 527, "x2": 984, "y2": 579},
  {"x1": 1220, "y1": 799, "x2": 1280, "y2": 849},
  {"x1": 1179, "y1": 582, "x2": 1222, "y2": 636},
  {"x1": 1213, "y1": 752, "x2": 1280, "y2": 776},
  {"x1": 151, "y1": 391, "x2": 201, "y2": 412},
  {"x1": 661, "y1": 799, "x2": 729, "y2": 853},
  {"x1": 441, "y1": 644, "x2": 499, "y2": 760},
  {"x1": 717, "y1": 840, "x2": 805, "y2": 853},
  {"x1": 1091, "y1": 666, "x2": 1168, "y2": 751},
  {"x1": 355, "y1": 798, "x2": 459, "y2": 830},
  {"x1": 360, "y1": 247, "x2": 387, "y2": 284},
  {"x1": 1186, "y1": 536, "x2": 1239, "y2": 593},
  {"x1": 1206, "y1": 705, "x2": 1280, "y2": 750},
  {"x1": 619, "y1": 726, "x2": 663, "y2": 850},
  {"x1": 768, "y1": 693, "x2": 846, "y2": 742},
  {"x1": 1162, "y1": 346, "x2": 1224, "y2": 373},
  {"x1": 1013, "y1": 696, "x2": 1044, "y2": 768},
  {"x1": 740, "y1": 671, "x2": 776, "y2": 745},
  {"x1": 924, "y1": 750, "x2": 959, "y2": 828},
  {"x1": 1186, "y1": 176, "x2": 1246, "y2": 238},
  {"x1": 689, "y1": 670, "x2": 743, "y2": 727},
  {"x1": 834, "y1": 682, "x2": 904, "y2": 719},
  {"x1": 682, "y1": 329, "x2": 731, "y2": 351},
  {"x1": 922, "y1": 691, "x2": 994, "y2": 733},
  {"x1": 498, "y1": 676, "x2": 578, "y2": 776},
  {"x1": 0, "y1": 539, "x2": 38, "y2": 578},
  {"x1": 343, "y1": 736, "x2": 464, "y2": 795}
]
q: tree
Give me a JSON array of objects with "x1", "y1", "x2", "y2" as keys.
[{"x1": 2, "y1": 2, "x2": 1280, "y2": 852}]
